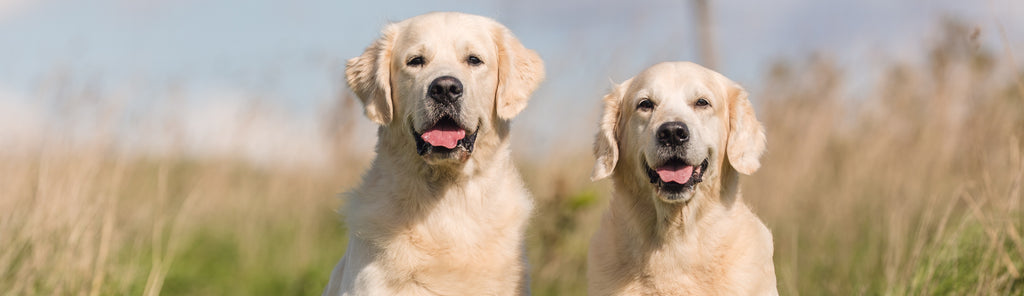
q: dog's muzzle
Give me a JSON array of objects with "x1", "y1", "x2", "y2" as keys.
[
  {"x1": 411, "y1": 116, "x2": 478, "y2": 162},
  {"x1": 644, "y1": 156, "x2": 709, "y2": 199}
]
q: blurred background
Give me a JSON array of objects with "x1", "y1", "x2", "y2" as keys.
[{"x1": 1, "y1": 0, "x2": 1023, "y2": 295}]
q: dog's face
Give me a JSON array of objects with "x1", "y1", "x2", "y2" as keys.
[
  {"x1": 593, "y1": 62, "x2": 765, "y2": 203},
  {"x1": 346, "y1": 12, "x2": 544, "y2": 166}
]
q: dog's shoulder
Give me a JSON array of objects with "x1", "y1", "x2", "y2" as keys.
[
  {"x1": 716, "y1": 203, "x2": 777, "y2": 294},
  {"x1": 724, "y1": 202, "x2": 773, "y2": 250}
]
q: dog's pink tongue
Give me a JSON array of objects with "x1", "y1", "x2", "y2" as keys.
[
  {"x1": 421, "y1": 127, "x2": 465, "y2": 149},
  {"x1": 657, "y1": 165, "x2": 694, "y2": 184}
]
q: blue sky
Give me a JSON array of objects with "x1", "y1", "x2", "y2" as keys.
[{"x1": 1, "y1": 0, "x2": 1022, "y2": 160}]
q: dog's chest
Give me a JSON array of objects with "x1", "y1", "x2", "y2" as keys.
[
  {"x1": 641, "y1": 251, "x2": 722, "y2": 294},
  {"x1": 624, "y1": 236, "x2": 748, "y2": 295},
  {"x1": 376, "y1": 199, "x2": 526, "y2": 293},
  {"x1": 594, "y1": 227, "x2": 733, "y2": 295}
]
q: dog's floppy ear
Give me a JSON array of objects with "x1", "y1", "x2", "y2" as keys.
[
  {"x1": 494, "y1": 25, "x2": 545, "y2": 120},
  {"x1": 346, "y1": 24, "x2": 398, "y2": 125},
  {"x1": 725, "y1": 82, "x2": 766, "y2": 175},
  {"x1": 592, "y1": 78, "x2": 632, "y2": 181}
]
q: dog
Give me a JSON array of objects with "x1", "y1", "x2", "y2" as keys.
[
  {"x1": 322, "y1": 12, "x2": 544, "y2": 296},
  {"x1": 587, "y1": 62, "x2": 777, "y2": 295}
]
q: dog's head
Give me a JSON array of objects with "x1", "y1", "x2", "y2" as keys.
[
  {"x1": 592, "y1": 62, "x2": 765, "y2": 203},
  {"x1": 346, "y1": 12, "x2": 544, "y2": 166}
]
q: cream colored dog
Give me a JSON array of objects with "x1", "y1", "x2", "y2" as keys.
[
  {"x1": 322, "y1": 12, "x2": 544, "y2": 296},
  {"x1": 588, "y1": 62, "x2": 777, "y2": 295}
]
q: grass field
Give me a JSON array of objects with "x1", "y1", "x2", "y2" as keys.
[{"x1": 2, "y1": 22, "x2": 1023, "y2": 295}]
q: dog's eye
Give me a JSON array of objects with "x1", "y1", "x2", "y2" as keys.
[
  {"x1": 467, "y1": 55, "x2": 483, "y2": 66},
  {"x1": 406, "y1": 56, "x2": 425, "y2": 67},
  {"x1": 636, "y1": 99, "x2": 654, "y2": 111},
  {"x1": 695, "y1": 97, "x2": 710, "y2": 107}
]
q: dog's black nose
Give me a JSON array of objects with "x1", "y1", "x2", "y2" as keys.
[
  {"x1": 656, "y1": 121, "x2": 689, "y2": 146},
  {"x1": 428, "y1": 76, "x2": 463, "y2": 104}
]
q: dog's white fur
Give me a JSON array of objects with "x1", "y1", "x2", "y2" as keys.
[
  {"x1": 588, "y1": 62, "x2": 778, "y2": 295},
  {"x1": 323, "y1": 12, "x2": 544, "y2": 296}
]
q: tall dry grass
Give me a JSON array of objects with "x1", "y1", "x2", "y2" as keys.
[
  {"x1": 0, "y1": 142, "x2": 366, "y2": 295},
  {"x1": 749, "y1": 21, "x2": 1024, "y2": 294},
  {"x1": 1, "y1": 20, "x2": 1022, "y2": 295},
  {"x1": 0, "y1": 85, "x2": 368, "y2": 294}
]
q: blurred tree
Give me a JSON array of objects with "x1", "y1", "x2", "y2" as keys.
[{"x1": 693, "y1": 0, "x2": 717, "y2": 69}]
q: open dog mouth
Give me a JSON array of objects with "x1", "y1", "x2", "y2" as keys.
[
  {"x1": 411, "y1": 116, "x2": 478, "y2": 157},
  {"x1": 644, "y1": 156, "x2": 709, "y2": 197}
]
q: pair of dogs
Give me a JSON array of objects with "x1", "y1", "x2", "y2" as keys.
[{"x1": 323, "y1": 12, "x2": 778, "y2": 295}]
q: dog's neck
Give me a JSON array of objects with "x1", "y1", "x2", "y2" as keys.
[
  {"x1": 346, "y1": 120, "x2": 524, "y2": 245},
  {"x1": 608, "y1": 160, "x2": 741, "y2": 249},
  {"x1": 373, "y1": 119, "x2": 514, "y2": 195}
]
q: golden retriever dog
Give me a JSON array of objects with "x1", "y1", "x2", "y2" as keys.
[
  {"x1": 322, "y1": 12, "x2": 544, "y2": 296},
  {"x1": 587, "y1": 62, "x2": 777, "y2": 295}
]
